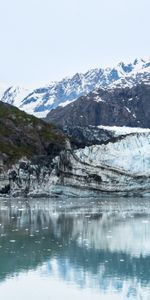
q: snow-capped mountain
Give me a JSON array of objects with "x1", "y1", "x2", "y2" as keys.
[
  {"x1": 0, "y1": 57, "x2": 150, "y2": 117},
  {"x1": 0, "y1": 85, "x2": 30, "y2": 107}
]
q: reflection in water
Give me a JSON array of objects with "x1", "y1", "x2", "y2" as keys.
[{"x1": 0, "y1": 196, "x2": 150, "y2": 299}]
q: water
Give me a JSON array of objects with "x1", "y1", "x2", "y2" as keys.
[{"x1": 0, "y1": 196, "x2": 150, "y2": 299}]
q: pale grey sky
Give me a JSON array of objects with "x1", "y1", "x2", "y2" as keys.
[{"x1": 0, "y1": 0, "x2": 149, "y2": 86}]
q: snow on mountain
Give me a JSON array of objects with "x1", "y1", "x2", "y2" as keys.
[
  {"x1": 0, "y1": 57, "x2": 150, "y2": 117},
  {"x1": 1, "y1": 86, "x2": 30, "y2": 107}
]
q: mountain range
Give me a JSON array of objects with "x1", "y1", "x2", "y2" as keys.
[{"x1": 0, "y1": 57, "x2": 150, "y2": 117}]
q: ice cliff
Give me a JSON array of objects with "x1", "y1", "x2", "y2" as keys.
[{"x1": 1, "y1": 128, "x2": 150, "y2": 196}]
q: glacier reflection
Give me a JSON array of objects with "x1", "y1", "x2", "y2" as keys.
[{"x1": 0, "y1": 196, "x2": 150, "y2": 299}]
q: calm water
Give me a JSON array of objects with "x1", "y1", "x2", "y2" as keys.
[{"x1": 0, "y1": 196, "x2": 150, "y2": 299}]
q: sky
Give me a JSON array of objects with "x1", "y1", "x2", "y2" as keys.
[{"x1": 0, "y1": 0, "x2": 149, "y2": 86}]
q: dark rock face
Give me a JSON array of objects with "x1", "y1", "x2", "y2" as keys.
[
  {"x1": 0, "y1": 158, "x2": 55, "y2": 197},
  {"x1": 46, "y1": 83, "x2": 150, "y2": 131},
  {"x1": 0, "y1": 184, "x2": 10, "y2": 194},
  {"x1": 63, "y1": 126, "x2": 116, "y2": 148}
]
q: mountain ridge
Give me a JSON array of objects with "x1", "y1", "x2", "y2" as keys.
[{"x1": 0, "y1": 57, "x2": 150, "y2": 117}]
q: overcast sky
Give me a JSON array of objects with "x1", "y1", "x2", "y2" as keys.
[{"x1": 0, "y1": 0, "x2": 149, "y2": 86}]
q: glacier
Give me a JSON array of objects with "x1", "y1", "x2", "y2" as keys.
[{"x1": 1, "y1": 128, "x2": 150, "y2": 196}]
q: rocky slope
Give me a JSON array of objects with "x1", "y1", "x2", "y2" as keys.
[
  {"x1": 46, "y1": 83, "x2": 150, "y2": 136},
  {"x1": 0, "y1": 101, "x2": 65, "y2": 163},
  {"x1": 0, "y1": 58, "x2": 150, "y2": 117},
  {"x1": 0, "y1": 101, "x2": 66, "y2": 195}
]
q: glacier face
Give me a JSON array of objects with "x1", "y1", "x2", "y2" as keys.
[
  {"x1": 75, "y1": 132, "x2": 150, "y2": 175},
  {"x1": 0, "y1": 57, "x2": 150, "y2": 117},
  {"x1": 55, "y1": 130, "x2": 150, "y2": 195},
  {"x1": 1, "y1": 129, "x2": 150, "y2": 196}
]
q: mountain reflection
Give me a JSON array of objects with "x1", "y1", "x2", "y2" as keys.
[{"x1": 0, "y1": 196, "x2": 150, "y2": 295}]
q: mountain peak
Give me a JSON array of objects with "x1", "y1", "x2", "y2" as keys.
[{"x1": 133, "y1": 58, "x2": 146, "y2": 66}]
